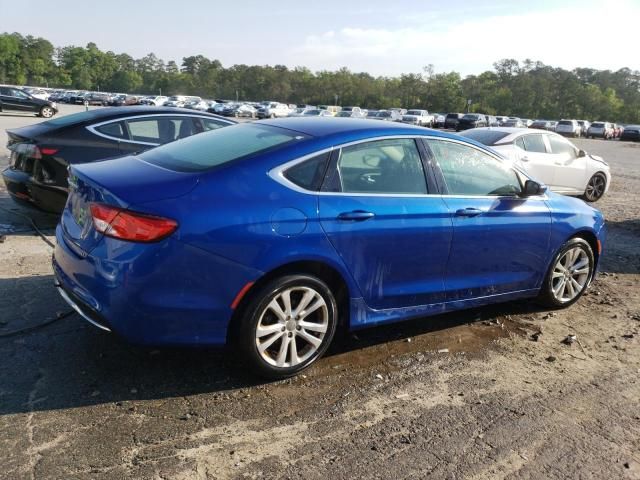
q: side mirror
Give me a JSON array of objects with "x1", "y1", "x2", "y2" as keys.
[
  {"x1": 577, "y1": 149, "x2": 586, "y2": 158},
  {"x1": 521, "y1": 179, "x2": 547, "y2": 197}
]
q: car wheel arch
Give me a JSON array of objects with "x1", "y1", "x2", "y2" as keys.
[
  {"x1": 545, "y1": 230, "x2": 600, "y2": 281},
  {"x1": 226, "y1": 260, "x2": 352, "y2": 344}
]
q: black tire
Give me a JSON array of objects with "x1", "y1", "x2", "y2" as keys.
[
  {"x1": 582, "y1": 172, "x2": 607, "y2": 202},
  {"x1": 236, "y1": 274, "x2": 338, "y2": 379},
  {"x1": 39, "y1": 106, "x2": 55, "y2": 118},
  {"x1": 538, "y1": 238, "x2": 595, "y2": 308}
]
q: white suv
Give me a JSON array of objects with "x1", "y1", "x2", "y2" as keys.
[
  {"x1": 555, "y1": 119, "x2": 582, "y2": 138},
  {"x1": 257, "y1": 102, "x2": 291, "y2": 119}
]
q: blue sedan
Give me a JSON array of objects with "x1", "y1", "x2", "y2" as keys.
[{"x1": 52, "y1": 118, "x2": 605, "y2": 378}]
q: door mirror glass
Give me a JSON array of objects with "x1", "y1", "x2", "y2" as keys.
[{"x1": 521, "y1": 179, "x2": 547, "y2": 197}]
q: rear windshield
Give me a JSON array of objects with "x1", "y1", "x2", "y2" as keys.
[
  {"x1": 138, "y1": 123, "x2": 307, "y2": 172},
  {"x1": 445, "y1": 113, "x2": 460, "y2": 119},
  {"x1": 591, "y1": 122, "x2": 605, "y2": 128},
  {"x1": 406, "y1": 110, "x2": 422, "y2": 115},
  {"x1": 558, "y1": 120, "x2": 573, "y2": 126},
  {"x1": 458, "y1": 129, "x2": 511, "y2": 145},
  {"x1": 462, "y1": 114, "x2": 479, "y2": 120}
]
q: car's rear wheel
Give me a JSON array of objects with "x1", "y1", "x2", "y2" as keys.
[
  {"x1": 237, "y1": 275, "x2": 338, "y2": 379},
  {"x1": 582, "y1": 172, "x2": 607, "y2": 202},
  {"x1": 538, "y1": 238, "x2": 594, "y2": 308},
  {"x1": 39, "y1": 106, "x2": 55, "y2": 118}
]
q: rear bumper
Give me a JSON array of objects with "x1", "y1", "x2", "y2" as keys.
[
  {"x1": 2, "y1": 166, "x2": 67, "y2": 213},
  {"x1": 621, "y1": 132, "x2": 640, "y2": 141},
  {"x1": 2, "y1": 167, "x2": 32, "y2": 202},
  {"x1": 52, "y1": 224, "x2": 262, "y2": 346}
]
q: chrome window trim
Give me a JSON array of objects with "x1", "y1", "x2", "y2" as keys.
[
  {"x1": 268, "y1": 134, "x2": 545, "y2": 199},
  {"x1": 86, "y1": 113, "x2": 234, "y2": 146}
]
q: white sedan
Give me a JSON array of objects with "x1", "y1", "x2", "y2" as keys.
[{"x1": 459, "y1": 127, "x2": 611, "y2": 202}]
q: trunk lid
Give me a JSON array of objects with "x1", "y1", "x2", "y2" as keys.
[{"x1": 61, "y1": 156, "x2": 199, "y2": 254}]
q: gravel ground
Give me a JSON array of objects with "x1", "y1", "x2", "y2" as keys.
[{"x1": 0, "y1": 108, "x2": 639, "y2": 479}]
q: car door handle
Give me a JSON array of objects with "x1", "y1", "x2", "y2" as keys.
[
  {"x1": 337, "y1": 210, "x2": 375, "y2": 221},
  {"x1": 455, "y1": 208, "x2": 483, "y2": 217},
  {"x1": 521, "y1": 155, "x2": 530, "y2": 161}
]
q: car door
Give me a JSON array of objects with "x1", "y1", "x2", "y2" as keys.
[
  {"x1": 318, "y1": 137, "x2": 453, "y2": 309},
  {"x1": 544, "y1": 134, "x2": 587, "y2": 193},
  {"x1": 515, "y1": 133, "x2": 557, "y2": 187},
  {"x1": 424, "y1": 138, "x2": 551, "y2": 301},
  {"x1": 0, "y1": 87, "x2": 29, "y2": 112}
]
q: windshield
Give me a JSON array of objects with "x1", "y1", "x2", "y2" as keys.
[
  {"x1": 367, "y1": 111, "x2": 378, "y2": 117},
  {"x1": 458, "y1": 130, "x2": 511, "y2": 146},
  {"x1": 406, "y1": 110, "x2": 422, "y2": 115},
  {"x1": 139, "y1": 124, "x2": 307, "y2": 173},
  {"x1": 377, "y1": 112, "x2": 391, "y2": 117},
  {"x1": 462, "y1": 114, "x2": 479, "y2": 120},
  {"x1": 304, "y1": 110, "x2": 321, "y2": 116}
]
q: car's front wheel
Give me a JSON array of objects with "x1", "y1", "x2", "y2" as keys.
[
  {"x1": 582, "y1": 172, "x2": 607, "y2": 202},
  {"x1": 39, "y1": 106, "x2": 55, "y2": 118},
  {"x1": 538, "y1": 238, "x2": 594, "y2": 308},
  {"x1": 237, "y1": 275, "x2": 338, "y2": 379}
]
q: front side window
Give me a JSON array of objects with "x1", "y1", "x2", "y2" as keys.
[
  {"x1": 335, "y1": 139, "x2": 427, "y2": 194},
  {"x1": 522, "y1": 134, "x2": 547, "y2": 153},
  {"x1": 427, "y1": 140, "x2": 521, "y2": 196},
  {"x1": 547, "y1": 135, "x2": 577, "y2": 158}
]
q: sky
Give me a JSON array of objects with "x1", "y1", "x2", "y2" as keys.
[{"x1": 2, "y1": 0, "x2": 639, "y2": 76}]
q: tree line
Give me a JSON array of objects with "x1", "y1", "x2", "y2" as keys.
[{"x1": 1, "y1": 32, "x2": 639, "y2": 123}]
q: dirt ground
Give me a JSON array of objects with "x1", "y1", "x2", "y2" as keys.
[{"x1": 0, "y1": 108, "x2": 639, "y2": 479}]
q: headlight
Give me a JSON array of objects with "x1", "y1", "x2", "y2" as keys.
[{"x1": 50, "y1": 102, "x2": 57, "y2": 108}]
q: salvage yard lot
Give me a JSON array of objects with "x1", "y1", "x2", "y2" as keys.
[{"x1": 0, "y1": 107, "x2": 639, "y2": 480}]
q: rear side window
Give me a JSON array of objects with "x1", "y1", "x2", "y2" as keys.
[
  {"x1": 522, "y1": 134, "x2": 547, "y2": 153},
  {"x1": 283, "y1": 153, "x2": 330, "y2": 191},
  {"x1": 125, "y1": 117, "x2": 196, "y2": 144},
  {"x1": 95, "y1": 121, "x2": 128, "y2": 140},
  {"x1": 335, "y1": 139, "x2": 427, "y2": 194},
  {"x1": 139, "y1": 123, "x2": 306, "y2": 172}
]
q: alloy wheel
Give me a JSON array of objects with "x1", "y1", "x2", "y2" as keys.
[
  {"x1": 41, "y1": 107, "x2": 54, "y2": 118},
  {"x1": 584, "y1": 174, "x2": 606, "y2": 202},
  {"x1": 255, "y1": 286, "x2": 329, "y2": 368},
  {"x1": 551, "y1": 247, "x2": 591, "y2": 303}
]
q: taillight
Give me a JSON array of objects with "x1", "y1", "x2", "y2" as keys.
[
  {"x1": 39, "y1": 147, "x2": 59, "y2": 156},
  {"x1": 89, "y1": 203, "x2": 178, "y2": 242}
]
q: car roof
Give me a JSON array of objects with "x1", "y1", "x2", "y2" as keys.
[
  {"x1": 260, "y1": 117, "x2": 445, "y2": 138},
  {"x1": 464, "y1": 127, "x2": 557, "y2": 145},
  {"x1": 258, "y1": 117, "x2": 491, "y2": 151},
  {"x1": 8, "y1": 107, "x2": 233, "y2": 138}
]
